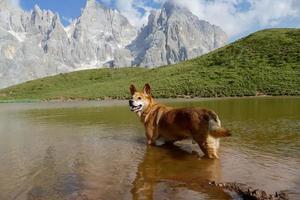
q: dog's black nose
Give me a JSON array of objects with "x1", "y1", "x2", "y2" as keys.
[{"x1": 129, "y1": 99, "x2": 134, "y2": 106}]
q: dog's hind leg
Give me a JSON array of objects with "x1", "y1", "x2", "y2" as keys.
[
  {"x1": 192, "y1": 131, "x2": 219, "y2": 159},
  {"x1": 204, "y1": 136, "x2": 219, "y2": 159}
]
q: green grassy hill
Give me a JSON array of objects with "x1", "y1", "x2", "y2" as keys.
[{"x1": 0, "y1": 28, "x2": 299, "y2": 101}]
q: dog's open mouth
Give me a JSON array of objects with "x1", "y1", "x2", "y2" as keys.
[{"x1": 130, "y1": 104, "x2": 142, "y2": 112}]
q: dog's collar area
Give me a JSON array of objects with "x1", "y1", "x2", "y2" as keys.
[{"x1": 141, "y1": 103, "x2": 161, "y2": 123}]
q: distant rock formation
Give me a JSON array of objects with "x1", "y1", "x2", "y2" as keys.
[
  {"x1": 128, "y1": 2, "x2": 227, "y2": 67},
  {"x1": 0, "y1": 0, "x2": 227, "y2": 88}
]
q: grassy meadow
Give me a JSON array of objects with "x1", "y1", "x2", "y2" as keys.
[{"x1": 0, "y1": 28, "x2": 299, "y2": 101}]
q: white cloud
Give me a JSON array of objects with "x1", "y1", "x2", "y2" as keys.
[
  {"x1": 96, "y1": 0, "x2": 299, "y2": 40},
  {"x1": 98, "y1": 0, "x2": 154, "y2": 27},
  {"x1": 97, "y1": 0, "x2": 299, "y2": 40},
  {"x1": 99, "y1": 0, "x2": 113, "y2": 5},
  {"x1": 62, "y1": 16, "x2": 74, "y2": 24},
  {"x1": 6, "y1": 0, "x2": 299, "y2": 40},
  {"x1": 10, "y1": 0, "x2": 20, "y2": 7},
  {"x1": 114, "y1": 0, "x2": 151, "y2": 27},
  {"x1": 171, "y1": 0, "x2": 299, "y2": 39}
]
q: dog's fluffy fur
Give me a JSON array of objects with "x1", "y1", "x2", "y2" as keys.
[{"x1": 129, "y1": 83, "x2": 231, "y2": 159}]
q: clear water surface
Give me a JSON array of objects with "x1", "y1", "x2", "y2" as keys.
[{"x1": 0, "y1": 97, "x2": 299, "y2": 200}]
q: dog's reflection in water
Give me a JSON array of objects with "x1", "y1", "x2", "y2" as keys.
[{"x1": 131, "y1": 143, "x2": 232, "y2": 200}]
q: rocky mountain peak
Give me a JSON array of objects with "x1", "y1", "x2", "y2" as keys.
[
  {"x1": 161, "y1": 1, "x2": 185, "y2": 16},
  {"x1": 86, "y1": 0, "x2": 98, "y2": 7},
  {"x1": 83, "y1": 0, "x2": 106, "y2": 14},
  {"x1": 128, "y1": 0, "x2": 227, "y2": 67},
  {"x1": 0, "y1": 0, "x2": 227, "y2": 88},
  {"x1": 33, "y1": 4, "x2": 42, "y2": 14},
  {"x1": 27, "y1": 5, "x2": 57, "y2": 35},
  {"x1": 0, "y1": 0, "x2": 10, "y2": 9},
  {"x1": 0, "y1": 0, "x2": 19, "y2": 10}
]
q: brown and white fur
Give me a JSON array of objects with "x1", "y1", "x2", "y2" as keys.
[{"x1": 129, "y1": 83, "x2": 231, "y2": 159}]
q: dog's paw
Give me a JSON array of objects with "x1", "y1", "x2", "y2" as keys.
[{"x1": 147, "y1": 140, "x2": 155, "y2": 145}]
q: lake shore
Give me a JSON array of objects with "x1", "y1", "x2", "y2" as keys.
[{"x1": 1, "y1": 95, "x2": 299, "y2": 104}]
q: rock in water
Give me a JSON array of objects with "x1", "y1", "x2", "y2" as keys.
[{"x1": 209, "y1": 181, "x2": 289, "y2": 200}]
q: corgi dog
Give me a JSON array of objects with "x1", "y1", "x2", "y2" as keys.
[{"x1": 129, "y1": 83, "x2": 231, "y2": 159}]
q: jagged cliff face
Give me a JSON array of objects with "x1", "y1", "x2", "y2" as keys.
[
  {"x1": 128, "y1": 2, "x2": 227, "y2": 67},
  {"x1": 0, "y1": 0, "x2": 227, "y2": 88},
  {"x1": 68, "y1": 0, "x2": 137, "y2": 68},
  {"x1": 0, "y1": 2, "x2": 70, "y2": 88}
]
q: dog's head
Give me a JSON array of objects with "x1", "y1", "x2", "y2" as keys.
[{"x1": 129, "y1": 83, "x2": 153, "y2": 115}]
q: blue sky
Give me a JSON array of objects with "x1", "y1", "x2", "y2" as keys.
[
  {"x1": 20, "y1": 0, "x2": 87, "y2": 25},
  {"x1": 18, "y1": 0, "x2": 300, "y2": 41}
]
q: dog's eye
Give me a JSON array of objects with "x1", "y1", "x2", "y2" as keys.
[{"x1": 138, "y1": 97, "x2": 142, "y2": 100}]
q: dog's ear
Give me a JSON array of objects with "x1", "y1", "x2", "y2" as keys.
[
  {"x1": 143, "y1": 83, "x2": 151, "y2": 95},
  {"x1": 130, "y1": 84, "x2": 137, "y2": 95}
]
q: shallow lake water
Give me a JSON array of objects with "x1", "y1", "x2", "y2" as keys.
[{"x1": 0, "y1": 97, "x2": 299, "y2": 200}]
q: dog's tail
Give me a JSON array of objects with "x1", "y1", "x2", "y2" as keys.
[{"x1": 207, "y1": 111, "x2": 231, "y2": 138}]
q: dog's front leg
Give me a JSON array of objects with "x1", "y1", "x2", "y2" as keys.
[{"x1": 145, "y1": 125, "x2": 155, "y2": 145}]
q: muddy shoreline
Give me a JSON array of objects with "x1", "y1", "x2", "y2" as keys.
[{"x1": 209, "y1": 181, "x2": 289, "y2": 200}]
